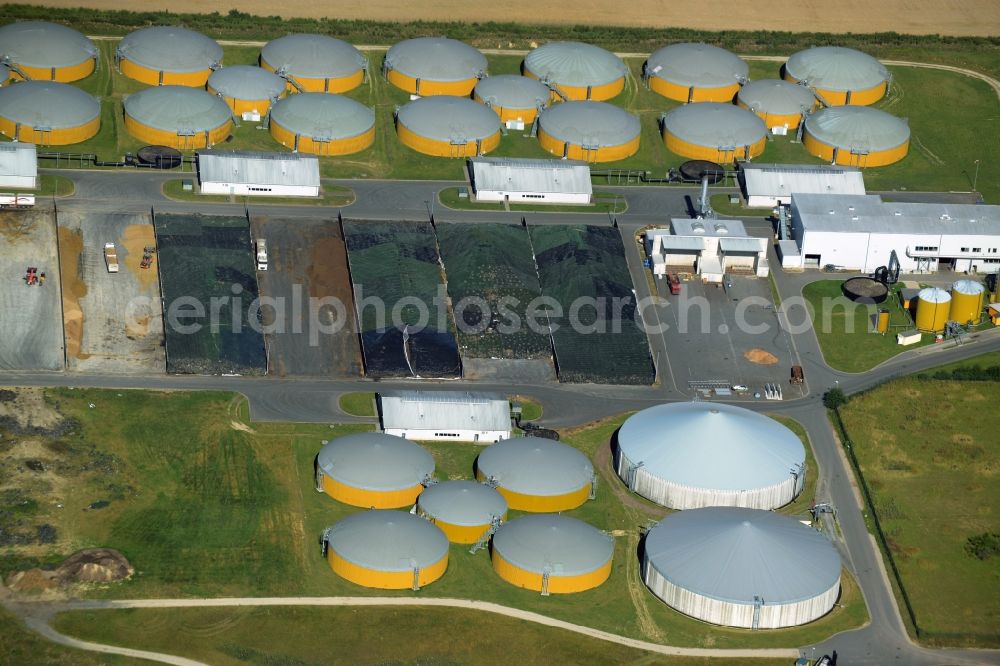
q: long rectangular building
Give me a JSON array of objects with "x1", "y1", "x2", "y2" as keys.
[
  {"x1": 646, "y1": 218, "x2": 769, "y2": 281},
  {"x1": 469, "y1": 157, "x2": 592, "y2": 204},
  {"x1": 0, "y1": 142, "x2": 37, "y2": 189},
  {"x1": 196, "y1": 150, "x2": 320, "y2": 197},
  {"x1": 740, "y1": 163, "x2": 865, "y2": 208},
  {"x1": 378, "y1": 390, "x2": 511, "y2": 443},
  {"x1": 791, "y1": 193, "x2": 1000, "y2": 273}
]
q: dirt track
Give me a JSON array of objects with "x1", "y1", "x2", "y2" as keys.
[{"x1": 41, "y1": 0, "x2": 1000, "y2": 35}]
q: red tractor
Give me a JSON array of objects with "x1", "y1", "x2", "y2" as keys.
[
  {"x1": 24, "y1": 267, "x2": 37, "y2": 286},
  {"x1": 667, "y1": 272, "x2": 682, "y2": 295}
]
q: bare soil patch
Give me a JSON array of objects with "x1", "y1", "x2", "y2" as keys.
[
  {"x1": 744, "y1": 348, "x2": 779, "y2": 365},
  {"x1": 120, "y1": 223, "x2": 158, "y2": 293},
  {"x1": 0, "y1": 387, "x2": 64, "y2": 432},
  {"x1": 58, "y1": 226, "x2": 88, "y2": 361}
]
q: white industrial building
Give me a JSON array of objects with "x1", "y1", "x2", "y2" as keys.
[
  {"x1": 645, "y1": 218, "x2": 769, "y2": 281},
  {"x1": 790, "y1": 193, "x2": 1000, "y2": 273},
  {"x1": 0, "y1": 142, "x2": 38, "y2": 189},
  {"x1": 196, "y1": 150, "x2": 320, "y2": 197},
  {"x1": 468, "y1": 157, "x2": 592, "y2": 204},
  {"x1": 739, "y1": 163, "x2": 865, "y2": 208},
  {"x1": 378, "y1": 390, "x2": 511, "y2": 443}
]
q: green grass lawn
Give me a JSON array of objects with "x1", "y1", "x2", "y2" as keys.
[
  {"x1": 161, "y1": 179, "x2": 355, "y2": 207},
  {"x1": 512, "y1": 395, "x2": 543, "y2": 422},
  {"x1": 916, "y1": 350, "x2": 1000, "y2": 375},
  {"x1": 839, "y1": 378, "x2": 1000, "y2": 646},
  {"x1": 338, "y1": 392, "x2": 376, "y2": 417},
  {"x1": 0, "y1": 388, "x2": 865, "y2": 651},
  {"x1": 6, "y1": 174, "x2": 76, "y2": 198},
  {"x1": 0, "y1": 607, "x2": 135, "y2": 666}
]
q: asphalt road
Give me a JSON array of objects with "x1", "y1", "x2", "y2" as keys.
[{"x1": 14, "y1": 168, "x2": 1000, "y2": 665}]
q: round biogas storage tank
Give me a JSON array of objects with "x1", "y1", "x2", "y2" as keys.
[
  {"x1": 475, "y1": 437, "x2": 594, "y2": 512},
  {"x1": 645, "y1": 43, "x2": 747, "y2": 103},
  {"x1": 383, "y1": 37, "x2": 486, "y2": 97},
  {"x1": 117, "y1": 26, "x2": 222, "y2": 87},
  {"x1": 260, "y1": 34, "x2": 367, "y2": 94},
  {"x1": 950, "y1": 280, "x2": 986, "y2": 325},
  {"x1": 395, "y1": 96, "x2": 500, "y2": 158},
  {"x1": 417, "y1": 480, "x2": 507, "y2": 544},
  {"x1": 207, "y1": 66, "x2": 286, "y2": 116},
  {"x1": 0, "y1": 21, "x2": 97, "y2": 82},
  {"x1": 643, "y1": 507, "x2": 842, "y2": 628},
  {"x1": 615, "y1": 402, "x2": 806, "y2": 510},
  {"x1": 474, "y1": 75, "x2": 551, "y2": 124},
  {"x1": 536, "y1": 101, "x2": 640, "y2": 163},
  {"x1": 0, "y1": 64, "x2": 10, "y2": 87},
  {"x1": 737, "y1": 79, "x2": 818, "y2": 129},
  {"x1": 124, "y1": 86, "x2": 232, "y2": 150},
  {"x1": 915, "y1": 287, "x2": 952, "y2": 333},
  {"x1": 492, "y1": 514, "x2": 613, "y2": 594},
  {"x1": 523, "y1": 41, "x2": 626, "y2": 102},
  {"x1": 802, "y1": 106, "x2": 910, "y2": 167},
  {"x1": 269, "y1": 93, "x2": 375, "y2": 156},
  {"x1": 661, "y1": 103, "x2": 767, "y2": 162},
  {"x1": 0, "y1": 81, "x2": 100, "y2": 145},
  {"x1": 322, "y1": 510, "x2": 449, "y2": 590},
  {"x1": 315, "y1": 433, "x2": 434, "y2": 509},
  {"x1": 784, "y1": 46, "x2": 890, "y2": 106}
]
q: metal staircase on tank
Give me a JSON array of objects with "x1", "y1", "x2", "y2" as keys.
[
  {"x1": 411, "y1": 563, "x2": 422, "y2": 591},
  {"x1": 589, "y1": 474, "x2": 598, "y2": 500},
  {"x1": 469, "y1": 515, "x2": 503, "y2": 554},
  {"x1": 320, "y1": 527, "x2": 333, "y2": 557}
]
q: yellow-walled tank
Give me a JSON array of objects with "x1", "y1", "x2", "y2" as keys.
[
  {"x1": 416, "y1": 481, "x2": 507, "y2": 544},
  {"x1": 949, "y1": 280, "x2": 985, "y2": 325},
  {"x1": 915, "y1": 288, "x2": 951, "y2": 332},
  {"x1": 315, "y1": 433, "x2": 435, "y2": 509},
  {"x1": 876, "y1": 309, "x2": 890, "y2": 334}
]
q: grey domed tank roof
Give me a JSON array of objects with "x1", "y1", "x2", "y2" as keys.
[
  {"x1": 0, "y1": 81, "x2": 99, "y2": 128},
  {"x1": 492, "y1": 514, "x2": 613, "y2": 576},
  {"x1": 524, "y1": 41, "x2": 626, "y2": 88},
  {"x1": 417, "y1": 480, "x2": 507, "y2": 526},
  {"x1": 208, "y1": 66, "x2": 286, "y2": 101},
  {"x1": 646, "y1": 42, "x2": 747, "y2": 89},
  {"x1": 0, "y1": 21, "x2": 96, "y2": 70},
  {"x1": 475, "y1": 75, "x2": 550, "y2": 110},
  {"x1": 476, "y1": 437, "x2": 593, "y2": 497},
  {"x1": 396, "y1": 96, "x2": 499, "y2": 143},
  {"x1": 537, "y1": 101, "x2": 640, "y2": 147},
  {"x1": 385, "y1": 37, "x2": 486, "y2": 83},
  {"x1": 804, "y1": 106, "x2": 910, "y2": 152},
  {"x1": 644, "y1": 507, "x2": 841, "y2": 604},
  {"x1": 117, "y1": 26, "x2": 222, "y2": 73},
  {"x1": 785, "y1": 46, "x2": 889, "y2": 92},
  {"x1": 316, "y1": 432, "x2": 434, "y2": 492},
  {"x1": 661, "y1": 102, "x2": 767, "y2": 149},
  {"x1": 738, "y1": 79, "x2": 817, "y2": 116},
  {"x1": 325, "y1": 510, "x2": 448, "y2": 572},
  {"x1": 123, "y1": 86, "x2": 231, "y2": 133},
  {"x1": 617, "y1": 402, "x2": 804, "y2": 491},
  {"x1": 261, "y1": 34, "x2": 366, "y2": 79},
  {"x1": 270, "y1": 93, "x2": 375, "y2": 140}
]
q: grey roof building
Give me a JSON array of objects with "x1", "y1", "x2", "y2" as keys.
[
  {"x1": 379, "y1": 390, "x2": 511, "y2": 442},
  {"x1": 469, "y1": 157, "x2": 592, "y2": 203},
  {"x1": 739, "y1": 163, "x2": 866, "y2": 207},
  {"x1": 643, "y1": 507, "x2": 842, "y2": 628},
  {"x1": 0, "y1": 142, "x2": 37, "y2": 188},
  {"x1": 196, "y1": 150, "x2": 320, "y2": 197}
]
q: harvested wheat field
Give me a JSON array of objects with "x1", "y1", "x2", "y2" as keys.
[{"x1": 37, "y1": 0, "x2": 1000, "y2": 36}]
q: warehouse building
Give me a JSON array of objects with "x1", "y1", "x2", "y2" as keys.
[
  {"x1": 395, "y1": 96, "x2": 500, "y2": 157},
  {"x1": 196, "y1": 150, "x2": 320, "y2": 197},
  {"x1": 416, "y1": 480, "x2": 507, "y2": 544},
  {"x1": 378, "y1": 390, "x2": 511, "y2": 443},
  {"x1": 469, "y1": 157, "x2": 592, "y2": 204},
  {"x1": 269, "y1": 93, "x2": 375, "y2": 156},
  {"x1": 124, "y1": 86, "x2": 232, "y2": 149},
  {"x1": 523, "y1": 41, "x2": 626, "y2": 101},
  {"x1": 322, "y1": 510, "x2": 449, "y2": 589},
  {"x1": 0, "y1": 21, "x2": 97, "y2": 83},
  {"x1": 117, "y1": 26, "x2": 222, "y2": 87},
  {"x1": 736, "y1": 79, "x2": 817, "y2": 130},
  {"x1": 492, "y1": 514, "x2": 613, "y2": 594},
  {"x1": 784, "y1": 46, "x2": 890, "y2": 106},
  {"x1": 615, "y1": 402, "x2": 804, "y2": 510},
  {"x1": 643, "y1": 507, "x2": 842, "y2": 628},
  {"x1": 0, "y1": 81, "x2": 100, "y2": 145},
  {"x1": 315, "y1": 432, "x2": 435, "y2": 508},
  {"x1": 207, "y1": 66, "x2": 286, "y2": 118},
  {"x1": 739, "y1": 163, "x2": 866, "y2": 207},
  {"x1": 260, "y1": 34, "x2": 367, "y2": 94},
  {"x1": 537, "y1": 101, "x2": 640, "y2": 163},
  {"x1": 803, "y1": 106, "x2": 910, "y2": 167},
  {"x1": 644, "y1": 43, "x2": 747, "y2": 103},
  {"x1": 661, "y1": 103, "x2": 767, "y2": 162},
  {"x1": 383, "y1": 37, "x2": 486, "y2": 97},
  {"x1": 790, "y1": 193, "x2": 1000, "y2": 273},
  {"x1": 645, "y1": 219, "x2": 769, "y2": 280},
  {"x1": 474, "y1": 75, "x2": 551, "y2": 127},
  {"x1": 476, "y1": 437, "x2": 595, "y2": 512},
  {"x1": 0, "y1": 142, "x2": 36, "y2": 189}
]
